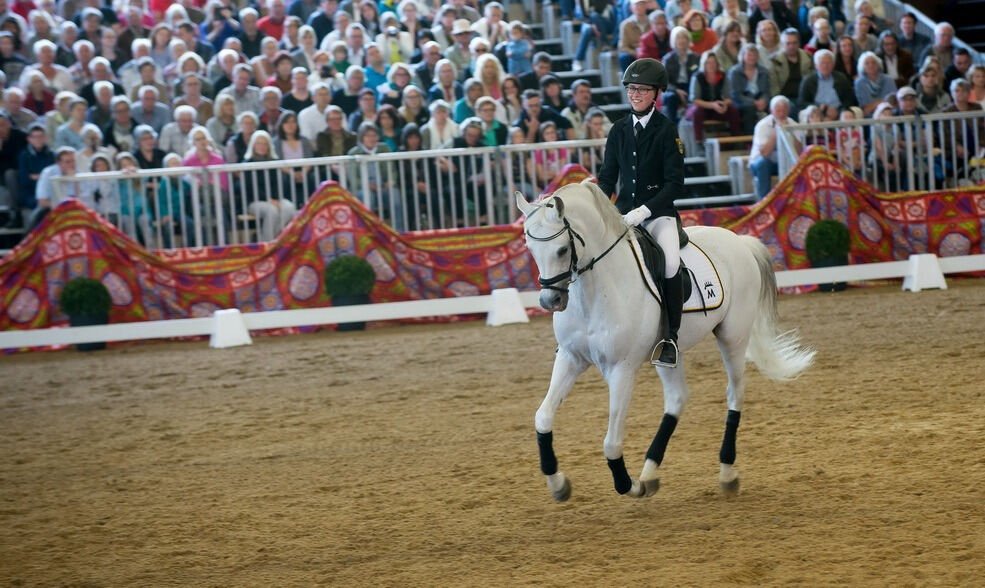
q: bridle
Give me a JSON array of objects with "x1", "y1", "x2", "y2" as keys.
[{"x1": 524, "y1": 199, "x2": 629, "y2": 294}]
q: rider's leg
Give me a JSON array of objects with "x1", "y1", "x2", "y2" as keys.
[{"x1": 646, "y1": 217, "x2": 683, "y2": 366}]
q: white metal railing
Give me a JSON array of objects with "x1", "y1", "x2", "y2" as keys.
[{"x1": 776, "y1": 109, "x2": 985, "y2": 192}]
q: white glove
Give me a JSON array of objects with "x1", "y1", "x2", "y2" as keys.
[{"x1": 622, "y1": 205, "x2": 651, "y2": 227}]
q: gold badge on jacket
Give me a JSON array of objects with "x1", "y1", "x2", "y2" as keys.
[{"x1": 676, "y1": 137, "x2": 685, "y2": 155}]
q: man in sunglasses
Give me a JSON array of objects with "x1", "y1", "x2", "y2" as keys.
[{"x1": 595, "y1": 57, "x2": 687, "y2": 368}]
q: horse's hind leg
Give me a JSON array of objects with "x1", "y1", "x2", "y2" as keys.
[
  {"x1": 536, "y1": 349, "x2": 588, "y2": 502},
  {"x1": 636, "y1": 360, "x2": 691, "y2": 497},
  {"x1": 716, "y1": 336, "x2": 747, "y2": 496}
]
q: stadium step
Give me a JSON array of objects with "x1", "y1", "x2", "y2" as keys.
[
  {"x1": 562, "y1": 85, "x2": 624, "y2": 106},
  {"x1": 683, "y1": 174, "x2": 733, "y2": 198},
  {"x1": 548, "y1": 54, "x2": 573, "y2": 71},
  {"x1": 600, "y1": 103, "x2": 630, "y2": 122},
  {"x1": 534, "y1": 38, "x2": 564, "y2": 55},
  {"x1": 555, "y1": 69, "x2": 602, "y2": 88}
]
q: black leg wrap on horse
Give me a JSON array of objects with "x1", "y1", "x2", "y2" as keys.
[
  {"x1": 607, "y1": 456, "x2": 633, "y2": 494},
  {"x1": 719, "y1": 410, "x2": 741, "y2": 465},
  {"x1": 645, "y1": 413, "x2": 679, "y2": 466},
  {"x1": 537, "y1": 431, "x2": 558, "y2": 475}
]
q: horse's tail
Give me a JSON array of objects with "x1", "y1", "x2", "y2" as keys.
[{"x1": 742, "y1": 236, "x2": 816, "y2": 381}]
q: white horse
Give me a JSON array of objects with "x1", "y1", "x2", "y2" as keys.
[{"x1": 516, "y1": 181, "x2": 815, "y2": 501}]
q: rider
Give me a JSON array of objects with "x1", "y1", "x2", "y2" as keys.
[{"x1": 595, "y1": 57, "x2": 686, "y2": 368}]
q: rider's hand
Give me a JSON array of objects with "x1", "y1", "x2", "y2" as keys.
[{"x1": 622, "y1": 205, "x2": 651, "y2": 227}]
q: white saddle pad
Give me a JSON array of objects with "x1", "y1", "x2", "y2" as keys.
[{"x1": 628, "y1": 235, "x2": 725, "y2": 313}]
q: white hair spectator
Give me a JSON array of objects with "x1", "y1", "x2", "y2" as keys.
[
  {"x1": 260, "y1": 86, "x2": 282, "y2": 100},
  {"x1": 386, "y1": 62, "x2": 412, "y2": 85},
  {"x1": 813, "y1": 48, "x2": 835, "y2": 68},
  {"x1": 807, "y1": 6, "x2": 828, "y2": 21},
  {"x1": 950, "y1": 77, "x2": 971, "y2": 94},
  {"x1": 934, "y1": 22, "x2": 954, "y2": 38},
  {"x1": 245, "y1": 130, "x2": 278, "y2": 159},
  {"x1": 670, "y1": 25, "x2": 691, "y2": 48},
  {"x1": 134, "y1": 124, "x2": 157, "y2": 140},
  {"x1": 239, "y1": 7, "x2": 259, "y2": 20},
  {"x1": 469, "y1": 37, "x2": 490, "y2": 52},
  {"x1": 237, "y1": 111, "x2": 259, "y2": 124},
  {"x1": 138, "y1": 84, "x2": 160, "y2": 99},
  {"x1": 174, "y1": 105, "x2": 197, "y2": 121},
  {"x1": 345, "y1": 64, "x2": 364, "y2": 78},
  {"x1": 110, "y1": 95, "x2": 131, "y2": 109},
  {"x1": 90, "y1": 56, "x2": 110, "y2": 70},
  {"x1": 435, "y1": 57, "x2": 458, "y2": 79},
  {"x1": 59, "y1": 20, "x2": 77, "y2": 33},
  {"x1": 178, "y1": 51, "x2": 205, "y2": 72},
  {"x1": 5, "y1": 86, "x2": 24, "y2": 100},
  {"x1": 33, "y1": 39, "x2": 56, "y2": 54},
  {"x1": 131, "y1": 38, "x2": 151, "y2": 55},
  {"x1": 429, "y1": 99, "x2": 451, "y2": 114},
  {"x1": 165, "y1": 3, "x2": 189, "y2": 23},
  {"x1": 93, "y1": 80, "x2": 113, "y2": 95},
  {"x1": 769, "y1": 95, "x2": 790, "y2": 110},
  {"x1": 346, "y1": 22, "x2": 366, "y2": 36},
  {"x1": 163, "y1": 153, "x2": 183, "y2": 166},
  {"x1": 857, "y1": 50, "x2": 882, "y2": 74}
]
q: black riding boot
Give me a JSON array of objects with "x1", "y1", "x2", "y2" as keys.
[{"x1": 654, "y1": 268, "x2": 684, "y2": 367}]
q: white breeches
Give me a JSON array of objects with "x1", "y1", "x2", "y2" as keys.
[
  {"x1": 643, "y1": 216, "x2": 680, "y2": 278},
  {"x1": 249, "y1": 200, "x2": 298, "y2": 242}
]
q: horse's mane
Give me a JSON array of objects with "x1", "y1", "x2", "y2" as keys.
[{"x1": 551, "y1": 180, "x2": 627, "y2": 240}]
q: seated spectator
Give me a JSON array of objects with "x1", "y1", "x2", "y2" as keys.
[
  {"x1": 519, "y1": 51, "x2": 552, "y2": 92},
  {"x1": 429, "y1": 58, "x2": 463, "y2": 103},
  {"x1": 505, "y1": 20, "x2": 532, "y2": 76},
  {"x1": 378, "y1": 62, "x2": 414, "y2": 109},
  {"x1": 712, "y1": 0, "x2": 749, "y2": 40},
  {"x1": 251, "y1": 37, "x2": 281, "y2": 85},
  {"x1": 377, "y1": 12, "x2": 414, "y2": 65},
  {"x1": 80, "y1": 154, "x2": 117, "y2": 220},
  {"x1": 970, "y1": 65, "x2": 985, "y2": 109},
  {"x1": 500, "y1": 74, "x2": 523, "y2": 125},
  {"x1": 661, "y1": 26, "x2": 699, "y2": 124},
  {"x1": 617, "y1": 0, "x2": 650, "y2": 72},
  {"x1": 398, "y1": 85, "x2": 430, "y2": 127},
  {"x1": 430, "y1": 5, "x2": 455, "y2": 50},
  {"x1": 22, "y1": 71, "x2": 56, "y2": 117},
  {"x1": 749, "y1": 95, "x2": 794, "y2": 199},
  {"x1": 209, "y1": 49, "x2": 238, "y2": 95},
  {"x1": 877, "y1": 30, "x2": 914, "y2": 89},
  {"x1": 571, "y1": 0, "x2": 616, "y2": 73},
  {"x1": 331, "y1": 65, "x2": 368, "y2": 115},
  {"x1": 474, "y1": 96, "x2": 507, "y2": 146},
  {"x1": 894, "y1": 85, "x2": 925, "y2": 116},
  {"x1": 729, "y1": 44, "x2": 770, "y2": 134},
  {"x1": 804, "y1": 18, "x2": 834, "y2": 56},
  {"x1": 854, "y1": 51, "x2": 896, "y2": 116},
  {"x1": 308, "y1": 50, "x2": 343, "y2": 90},
  {"x1": 4, "y1": 86, "x2": 39, "y2": 131},
  {"x1": 851, "y1": 0, "x2": 890, "y2": 34},
  {"x1": 461, "y1": 36, "x2": 491, "y2": 81},
  {"x1": 834, "y1": 36, "x2": 859, "y2": 80},
  {"x1": 348, "y1": 122, "x2": 402, "y2": 229},
  {"x1": 474, "y1": 52, "x2": 505, "y2": 101},
  {"x1": 664, "y1": 0, "x2": 692, "y2": 28},
  {"x1": 851, "y1": 15, "x2": 878, "y2": 54},
  {"x1": 128, "y1": 57, "x2": 169, "y2": 102},
  {"x1": 749, "y1": 0, "x2": 796, "y2": 36},
  {"x1": 687, "y1": 51, "x2": 742, "y2": 144},
  {"x1": 55, "y1": 97, "x2": 89, "y2": 149},
  {"x1": 242, "y1": 130, "x2": 298, "y2": 241},
  {"x1": 103, "y1": 95, "x2": 137, "y2": 153},
  {"x1": 159, "y1": 105, "x2": 197, "y2": 154},
  {"x1": 869, "y1": 101, "x2": 903, "y2": 190},
  {"x1": 769, "y1": 27, "x2": 812, "y2": 116},
  {"x1": 541, "y1": 74, "x2": 565, "y2": 112},
  {"x1": 0, "y1": 31, "x2": 28, "y2": 83},
  {"x1": 348, "y1": 88, "x2": 379, "y2": 131},
  {"x1": 130, "y1": 85, "x2": 171, "y2": 133},
  {"x1": 218, "y1": 63, "x2": 263, "y2": 116},
  {"x1": 315, "y1": 105, "x2": 357, "y2": 157},
  {"x1": 421, "y1": 99, "x2": 460, "y2": 149},
  {"x1": 265, "y1": 51, "x2": 295, "y2": 94},
  {"x1": 291, "y1": 24, "x2": 319, "y2": 72},
  {"x1": 54, "y1": 22, "x2": 78, "y2": 69},
  {"x1": 133, "y1": 124, "x2": 166, "y2": 171},
  {"x1": 30, "y1": 146, "x2": 82, "y2": 230},
  {"x1": 444, "y1": 19, "x2": 473, "y2": 78},
  {"x1": 897, "y1": 12, "x2": 930, "y2": 61},
  {"x1": 76, "y1": 123, "x2": 113, "y2": 173},
  {"x1": 939, "y1": 78, "x2": 985, "y2": 172},
  {"x1": 21, "y1": 39, "x2": 73, "y2": 91},
  {"x1": 919, "y1": 22, "x2": 955, "y2": 72},
  {"x1": 754, "y1": 19, "x2": 781, "y2": 68},
  {"x1": 11, "y1": 123, "x2": 53, "y2": 228},
  {"x1": 684, "y1": 10, "x2": 717, "y2": 56},
  {"x1": 79, "y1": 57, "x2": 125, "y2": 105},
  {"x1": 278, "y1": 15, "x2": 302, "y2": 52},
  {"x1": 363, "y1": 43, "x2": 390, "y2": 90},
  {"x1": 798, "y1": 0, "x2": 845, "y2": 40},
  {"x1": 376, "y1": 105, "x2": 403, "y2": 151},
  {"x1": 258, "y1": 86, "x2": 288, "y2": 132},
  {"x1": 225, "y1": 112, "x2": 258, "y2": 164},
  {"x1": 533, "y1": 121, "x2": 570, "y2": 186},
  {"x1": 914, "y1": 64, "x2": 952, "y2": 113},
  {"x1": 206, "y1": 93, "x2": 240, "y2": 149},
  {"x1": 471, "y1": 2, "x2": 508, "y2": 46},
  {"x1": 514, "y1": 88, "x2": 573, "y2": 142},
  {"x1": 155, "y1": 153, "x2": 195, "y2": 248},
  {"x1": 943, "y1": 48, "x2": 973, "y2": 91},
  {"x1": 413, "y1": 40, "x2": 442, "y2": 90},
  {"x1": 113, "y1": 151, "x2": 155, "y2": 247},
  {"x1": 714, "y1": 21, "x2": 744, "y2": 74},
  {"x1": 398, "y1": 123, "x2": 437, "y2": 230},
  {"x1": 562, "y1": 79, "x2": 597, "y2": 140},
  {"x1": 273, "y1": 111, "x2": 314, "y2": 195},
  {"x1": 798, "y1": 49, "x2": 855, "y2": 120},
  {"x1": 298, "y1": 82, "x2": 332, "y2": 143},
  {"x1": 356, "y1": 0, "x2": 382, "y2": 38},
  {"x1": 638, "y1": 10, "x2": 672, "y2": 62},
  {"x1": 579, "y1": 108, "x2": 610, "y2": 169},
  {"x1": 444, "y1": 117, "x2": 487, "y2": 223},
  {"x1": 453, "y1": 78, "x2": 483, "y2": 123},
  {"x1": 281, "y1": 67, "x2": 313, "y2": 113}
]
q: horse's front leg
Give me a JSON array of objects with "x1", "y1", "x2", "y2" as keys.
[
  {"x1": 603, "y1": 361, "x2": 647, "y2": 497},
  {"x1": 535, "y1": 348, "x2": 588, "y2": 502}
]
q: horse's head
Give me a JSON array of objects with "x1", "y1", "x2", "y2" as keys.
[{"x1": 516, "y1": 190, "x2": 580, "y2": 312}]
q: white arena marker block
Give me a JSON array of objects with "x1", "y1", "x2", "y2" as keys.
[
  {"x1": 486, "y1": 288, "x2": 530, "y2": 327},
  {"x1": 902, "y1": 253, "x2": 947, "y2": 292},
  {"x1": 210, "y1": 308, "x2": 253, "y2": 348}
]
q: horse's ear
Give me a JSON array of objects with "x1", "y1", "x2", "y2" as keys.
[
  {"x1": 515, "y1": 191, "x2": 535, "y2": 216},
  {"x1": 553, "y1": 197, "x2": 565, "y2": 217}
]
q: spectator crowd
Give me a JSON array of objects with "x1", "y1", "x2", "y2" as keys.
[{"x1": 0, "y1": 0, "x2": 980, "y2": 242}]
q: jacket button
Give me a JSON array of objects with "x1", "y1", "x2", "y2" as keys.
[
  {"x1": 632, "y1": 178, "x2": 635, "y2": 182},
  {"x1": 633, "y1": 151, "x2": 636, "y2": 156}
]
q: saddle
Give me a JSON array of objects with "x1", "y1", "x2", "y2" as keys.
[{"x1": 632, "y1": 225, "x2": 693, "y2": 303}]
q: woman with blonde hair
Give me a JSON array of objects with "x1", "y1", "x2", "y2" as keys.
[
  {"x1": 291, "y1": 25, "x2": 319, "y2": 72},
  {"x1": 754, "y1": 19, "x2": 781, "y2": 68},
  {"x1": 474, "y1": 52, "x2": 505, "y2": 100},
  {"x1": 398, "y1": 85, "x2": 430, "y2": 127},
  {"x1": 206, "y1": 93, "x2": 239, "y2": 147},
  {"x1": 251, "y1": 37, "x2": 281, "y2": 84},
  {"x1": 379, "y1": 61, "x2": 415, "y2": 109},
  {"x1": 713, "y1": 20, "x2": 743, "y2": 73},
  {"x1": 242, "y1": 129, "x2": 298, "y2": 242}
]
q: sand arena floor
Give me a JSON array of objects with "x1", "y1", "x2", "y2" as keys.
[{"x1": 2, "y1": 281, "x2": 984, "y2": 586}]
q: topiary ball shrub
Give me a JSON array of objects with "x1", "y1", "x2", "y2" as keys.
[
  {"x1": 805, "y1": 219, "x2": 851, "y2": 264},
  {"x1": 324, "y1": 255, "x2": 376, "y2": 331},
  {"x1": 59, "y1": 277, "x2": 112, "y2": 350}
]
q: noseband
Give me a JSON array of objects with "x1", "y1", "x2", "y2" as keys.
[{"x1": 525, "y1": 201, "x2": 628, "y2": 294}]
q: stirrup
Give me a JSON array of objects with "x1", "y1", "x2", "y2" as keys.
[{"x1": 650, "y1": 339, "x2": 679, "y2": 368}]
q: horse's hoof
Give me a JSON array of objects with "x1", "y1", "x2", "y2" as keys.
[
  {"x1": 719, "y1": 476, "x2": 740, "y2": 496},
  {"x1": 642, "y1": 477, "x2": 660, "y2": 497},
  {"x1": 551, "y1": 477, "x2": 572, "y2": 502}
]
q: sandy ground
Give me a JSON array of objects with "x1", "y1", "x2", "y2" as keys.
[{"x1": 2, "y1": 281, "x2": 985, "y2": 587}]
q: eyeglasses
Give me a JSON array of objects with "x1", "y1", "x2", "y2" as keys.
[{"x1": 625, "y1": 85, "x2": 654, "y2": 95}]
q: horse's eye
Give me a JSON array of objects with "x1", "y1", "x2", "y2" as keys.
[{"x1": 557, "y1": 246, "x2": 569, "y2": 257}]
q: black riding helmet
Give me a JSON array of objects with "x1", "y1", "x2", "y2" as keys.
[{"x1": 621, "y1": 58, "x2": 668, "y2": 92}]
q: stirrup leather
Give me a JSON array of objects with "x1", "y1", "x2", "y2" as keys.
[{"x1": 650, "y1": 338, "x2": 679, "y2": 368}]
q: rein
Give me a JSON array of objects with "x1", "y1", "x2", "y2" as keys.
[{"x1": 525, "y1": 203, "x2": 629, "y2": 293}]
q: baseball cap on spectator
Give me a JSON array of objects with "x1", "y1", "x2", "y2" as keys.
[
  {"x1": 452, "y1": 19, "x2": 473, "y2": 36},
  {"x1": 896, "y1": 86, "x2": 917, "y2": 100}
]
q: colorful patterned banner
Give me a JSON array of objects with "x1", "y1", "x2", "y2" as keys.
[{"x1": 2, "y1": 147, "x2": 983, "y2": 337}]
